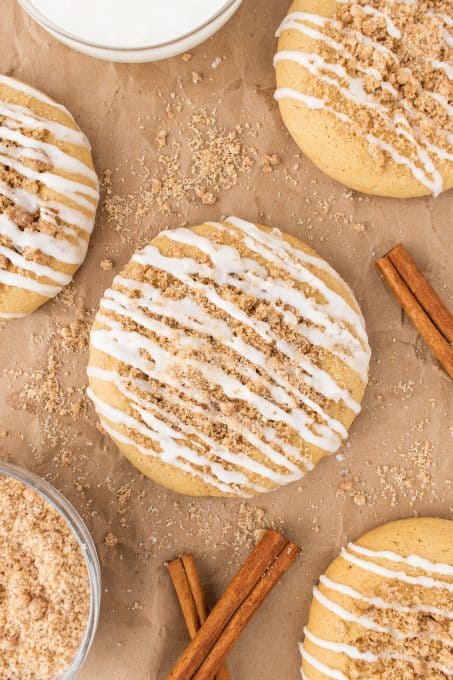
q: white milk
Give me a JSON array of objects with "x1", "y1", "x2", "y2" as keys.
[
  {"x1": 28, "y1": 0, "x2": 227, "y2": 47},
  {"x1": 22, "y1": 0, "x2": 241, "y2": 61}
]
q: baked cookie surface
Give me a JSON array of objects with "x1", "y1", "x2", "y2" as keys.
[
  {"x1": 301, "y1": 517, "x2": 453, "y2": 679},
  {"x1": 0, "y1": 75, "x2": 99, "y2": 319},
  {"x1": 275, "y1": 0, "x2": 453, "y2": 197},
  {"x1": 87, "y1": 218, "x2": 370, "y2": 497}
]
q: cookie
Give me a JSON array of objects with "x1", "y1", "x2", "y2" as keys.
[
  {"x1": 87, "y1": 218, "x2": 370, "y2": 497},
  {"x1": 0, "y1": 75, "x2": 99, "y2": 319},
  {"x1": 301, "y1": 517, "x2": 453, "y2": 679},
  {"x1": 274, "y1": 1, "x2": 453, "y2": 197}
]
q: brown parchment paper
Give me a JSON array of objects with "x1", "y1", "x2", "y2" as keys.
[{"x1": 1, "y1": 1, "x2": 452, "y2": 678}]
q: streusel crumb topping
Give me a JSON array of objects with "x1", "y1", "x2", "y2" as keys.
[{"x1": 0, "y1": 475, "x2": 90, "y2": 680}]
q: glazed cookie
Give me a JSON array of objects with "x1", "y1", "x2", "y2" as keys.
[
  {"x1": 0, "y1": 75, "x2": 99, "y2": 319},
  {"x1": 87, "y1": 218, "x2": 370, "y2": 497},
  {"x1": 301, "y1": 517, "x2": 453, "y2": 679},
  {"x1": 275, "y1": 1, "x2": 453, "y2": 197}
]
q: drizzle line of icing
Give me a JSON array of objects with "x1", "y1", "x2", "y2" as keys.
[
  {"x1": 341, "y1": 547, "x2": 453, "y2": 591},
  {"x1": 303, "y1": 629, "x2": 453, "y2": 676}
]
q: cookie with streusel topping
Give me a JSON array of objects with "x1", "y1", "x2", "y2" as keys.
[
  {"x1": 301, "y1": 517, "x2": 453, "y2": 679},
  {"x1": 0, "y1": 75, "x2": 99, "y2": 319},
  {"x1": 275, "y1": 0, "x2": 453, "y2": 197},
  {"x1": 87, "y1": 218, "x2": 370, "y2": 497}
]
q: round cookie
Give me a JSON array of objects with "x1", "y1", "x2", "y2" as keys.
[
  {"x1": 0, "y1": 75, "x2": 99, "y2": 319},
  {"x1": 274, "y1": 1, "x2": 453, "y2": 197},
  {"x1": 301, "y1": 517, "x2": 453, "y2": 679},
  {"x1": 87, "y1": 217, "x2": 370, "y2": 497}
]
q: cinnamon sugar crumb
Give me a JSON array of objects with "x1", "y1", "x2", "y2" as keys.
[
  {"x1": 155, "y1": 130, "x2": 167, "y2": 149},
  {"x1": 102, "y1": 108, "x2": 256, "y2": 227},
  {"x1": 195, "y1": 187, "x2": 217, "y2": 205},
  {"x1": 0, "y1": 475, "x2": 90, "y2": 679},
  {"x1": 352, "y1": 491, "x2": 367, "y2": 506},
  {"x1": 99, "y1": 258, "x2": 114, "y2": 271},
  {"x1": 262, "y1": 154, "x2": 281, "y2": 173},
  {"x1": 104, "y1": 531, "x2": 118, "y2": 547},
  {"x1": 150, "y1": 178, "x2": 163, "y2": 194}
]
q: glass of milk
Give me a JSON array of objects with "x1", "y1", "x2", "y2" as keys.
[{"x1": 18, "y1": 0, "x2": 242, "y2": 62}]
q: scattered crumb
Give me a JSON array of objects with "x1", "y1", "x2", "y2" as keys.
[
  {"x1": 262, "y1": 154, "x2": 281, "y2": 173},
  {"x1": 352, "y1": 491, "x2": 366, "y2": 506},
  {"x1": 155, "y1": 130, "x2": 167, "y2": 149},
  {"x1": 99, "y1": 258, "x2": 114, "y2": 271},
  {"x1": 104, "y1": 532, "x2": 118, "y2": 547}
]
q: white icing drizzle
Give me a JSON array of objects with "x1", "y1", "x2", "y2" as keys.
[
  {"x1": 0, "y1": 75, "x2": 98, "y2": 311},
  {"x1": 348, "y1": 542, "x2": 453, "y2": 577},
  {"x1": 132, "y1": 242, "x2": 366, "y2": 410},
  {"x1": 303, "y1": 629, "x2": 453, "y2": 676},
  {"x1": 428, "y1": 12, "x2": 453, "y2": 47},
  {"x1": 163, "y1": 223, "x2": 369, "y2": 378},
  {"x1": 320, "y1": 575, "x2": 453, "y2": 619},
  {"x1": 341, "y1": 546, "x2": 453, "y2": 591},
  {"x1": 0, "y1": 150, "x2": 97, "y2": 209},
  {"x1": 0, "y1": 75, "x2": 67, "y2": 111},
  {"x1": 275, "y1": 6, "x2": 452, "y2": 195},
  {"x1": 0, "y1": 268, "x2": 60, "y2": 297},
  {"x1": 304, "y1": 628, "x2": 377, "y2": 661},
  {"x1": 103, "y1": 280, "x2": 348, "y2": 441},
  {"x1": 313, "y1": 586, "x2": 452, "y2": 645},
  {"x1": 0, "y1": 244, "x2": 71, "y2": 285},
  {"x1": 276, "y1": 12, "x2": 395, "y2": 58},
  {"x1": 88, "y1": 220, "x2": 369, "y2": 496},
  {"x1": 0, "y1": 100, "x2": 89, "y2": 148},
  {"x1": 313, "y1": 585, "x2": 404, "y2": 637},
  {"x1": 431, "y1": 59, "x2": 453, "y2": 80},
  {"x1": 274, "y1": 48, "x2": 451, "y2": 168},
  {"x1": 0, "y1": 213, "x2": 87, "y2": 265},
  {"x1": 0, "y1": 179, "x2": 93, "y2": 233},
  {"x1": 0, "y1": 310, "x2": 26, "y2": 318},
  {"x1": 301, "y1": 645, "x2": 348, "y2": 680},
  {"x1": 0, "y1": 123, "x2": 97, "y2": 182},
  {"x1": 275, "y1": 86, "x2": 443, "y2": 196},
  {"x1": 88, "y1": 366, "x2": 297, "y2": 489},
  {"x1": 226, "y1": 217, "x2": 369, "y2": 346},
  {"x1": 365, "y1": 133, "x2": 442, "y2": 195},
  {"x1": 86, "y1": 387, "x2": 258, "y2": 496},
  {"x1": 361, "y1": 4, "x2": 401, "y2": 38},
  {"x1": 275, "y1": 87, "x2": 352, "y2": 120}
]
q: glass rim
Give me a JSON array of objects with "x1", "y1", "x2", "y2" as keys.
[
  {"x1": 17, "y1": 0, "x2": 239, "y2": 52},
  {"x1": 0, "y1": 461, "x2": 101, "y2": 680}
]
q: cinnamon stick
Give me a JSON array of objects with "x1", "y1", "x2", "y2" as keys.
[
  {"x1": 192, "y1": 541, "x2": 301, "y2": 680},
  {"x1": 167, "y1": 556, "x2": 231, "y2": 680},
  {"x1": 376, "y1": 248, "x2": 453, "y2": 380},
  {"x1": 387, "y1": 244, "x2": 453, "y2": 344},
  {"x1": 167, "y1": 558, "x2": 200, "y2": 639},
  {"x1": 166, "y1": 529, "x2": 288, "y2": 680},
  {"x1": 180, "y1": 555, "x2": 210, "y2": 626}
]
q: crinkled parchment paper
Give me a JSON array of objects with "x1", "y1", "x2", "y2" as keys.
[{"x1": 0, "y1": 1, "x2": 452, "y2": 678}]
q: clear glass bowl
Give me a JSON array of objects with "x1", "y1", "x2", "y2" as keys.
[
  {"x1": 0, "y1": 461, "x2": 101, "y2": 680},
  {"x1": 17, "y1": 0, "x2": 243, "y2": 62}
]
